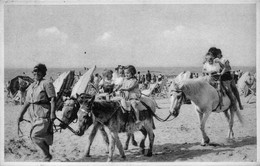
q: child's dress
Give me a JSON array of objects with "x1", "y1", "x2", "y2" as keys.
[{"x1": 121, "y1": 77, "x2": 141, "y2": 100}]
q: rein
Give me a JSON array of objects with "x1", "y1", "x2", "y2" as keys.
[
  {"x1": 18, "y1": 119, "x2": 31, "y2": 137},
  {"x1": 55, "y1": 117, "x2": 79, "y2": 135},
  {"x1": 18, "y1": 117, "x2": 79, "y2": 138},
  {"x1": 151, "y1": 111, "x2": 175, "y2": 122}
]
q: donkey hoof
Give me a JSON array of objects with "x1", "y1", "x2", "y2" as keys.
[
  {"x1": 145, "y1": 150, "x2": 153, "y2": 157},
  {"x1": 132, "y1": 140, "x2": 138, "y2": 146},
  {"x1": 121, "y1": 155, "x2": 126, "y2": 160},
  {"x1": 124, "y1": 146, "x2": 128, "y2": 150},
  {"x1": 139, "y1": 149, "x2": 145, "y2": 154},
  {"x1": 205, "y1": 137, "x2": 210, "y2": 144},
  {"x1": 201, "y1": 139, "x2": 210, "y2": 146},
  {"x1": 107, "y1": 158, "x2": 112, "y2": 162}
]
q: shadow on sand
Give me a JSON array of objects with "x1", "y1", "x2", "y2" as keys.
[{"x1": 72, "y1": 136, "x2": 256, "y2": 162}]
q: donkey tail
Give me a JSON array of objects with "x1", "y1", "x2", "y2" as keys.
[{"x1": 235, "y1": 108, "x2": 244, "y2": 125}]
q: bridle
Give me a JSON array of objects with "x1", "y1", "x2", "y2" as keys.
[{"x1": 169, "y1": 89, "x2": 185, "y2": 114}]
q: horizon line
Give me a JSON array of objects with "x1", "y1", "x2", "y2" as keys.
[{"x1": 4, "y1": 65, "x2": 257, "y2": 69}]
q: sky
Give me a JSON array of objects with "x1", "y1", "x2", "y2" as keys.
[{"x1": 4, "y1": 3, "x2": 256, "y2": 68}]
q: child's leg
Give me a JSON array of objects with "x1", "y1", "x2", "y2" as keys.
[
  {"x1": 223, "y1": 81, "x2": 238, "y2": 111},
  {"x1": 130, "y1": 100, "x2": 140, "y2": 123},
  {"x1": 230, "y1": 80, "x2": 243, "y2": 110},
  {"x1": 217, "y1": 81, "x2": 223, "y2": 109}
]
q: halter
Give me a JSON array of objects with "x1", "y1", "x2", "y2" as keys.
[
  {"x1": 79, "y1": 108, "x2": 93, "y2": 118},
  {"x1": 169, "y1": 89, "x2": 186, "y2": 114}
]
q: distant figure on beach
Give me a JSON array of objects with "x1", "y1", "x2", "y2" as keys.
[
  {"x1": 141, "y1": 75, "x2": 146, "y2": 84},
  {"x1": 17, "y1": 63, "x2": 56, "y2": 162},
  {"x1": 137, "y1": 71, "x2": 142, "y2": 84},
  {"x1": 146, "y1": 70, "x2": 151, "y2": 83},
  {"x1": 152, "y1": 74, "x2": 157, "y2": 83}
]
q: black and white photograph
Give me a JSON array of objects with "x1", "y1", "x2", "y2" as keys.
[{"x1": 1, "y1": 0, "x2": 258, "y2": 165}]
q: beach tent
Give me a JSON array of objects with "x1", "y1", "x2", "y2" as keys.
[
  {"x1": 53, "y1": 70, "x2": 75, "y2": 110},
  {"x1": 9, "y1": 76, "x2": 34, "y2": 96},
  {"x1": 70, "y1": 66, "x2": 96, "y2": 98}
]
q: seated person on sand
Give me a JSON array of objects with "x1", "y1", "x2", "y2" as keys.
[
  {"x1": 98, "y1": 69, "x2": 115, "y2": 100},
  {"x1": 119, "y1": 65, "x2": 142, "y2": 124}
]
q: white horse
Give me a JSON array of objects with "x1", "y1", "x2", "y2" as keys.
[{"x1": 169, "y1": 71, "x2": 243, "y2": 146}]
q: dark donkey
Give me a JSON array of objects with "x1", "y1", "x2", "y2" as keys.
[
  {"x1": 59, "y1": 94, "x2": 138, "y2": 156},
  {"x1": 77, "y1": 93, "x2": 155, "y2": 162}
]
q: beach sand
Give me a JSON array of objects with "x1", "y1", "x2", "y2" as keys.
[{"x1": 4, "y1": 93, "x2": 256, "y2": 163}]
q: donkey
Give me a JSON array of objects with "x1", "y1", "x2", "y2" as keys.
[
  {"x1": 169, "y1": 71, "x2": 243, "y2": 146},
  {"x1": 76, "y1": 93, "x2": 155, "y2": 162},
  {"x1": 59, "y1": 95, "x2": 138, "y2": 156}
]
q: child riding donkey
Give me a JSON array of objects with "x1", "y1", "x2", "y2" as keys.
[{"x1": 119, "y1": 65, "x2": 143, "y2": 124}]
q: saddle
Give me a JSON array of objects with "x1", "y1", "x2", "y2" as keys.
[{"x1": 119, "y1": 101, "x2": 153, "y2": 132}]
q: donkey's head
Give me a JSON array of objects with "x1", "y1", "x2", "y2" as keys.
[
  {"x1": 60, "y1": 96, "x2": 79, "y2": 129},
  {"x1": 76, "y1": 93, "x2": 95, "y2": 136}
]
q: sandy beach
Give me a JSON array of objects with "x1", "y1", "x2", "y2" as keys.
[{"x1": 4, "y1": 92, "x2": 256, "y2": 163}]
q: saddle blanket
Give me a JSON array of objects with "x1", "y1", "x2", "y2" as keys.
[{"x1": 111, "y1": 96, "x2": 156, "y2": 113}]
